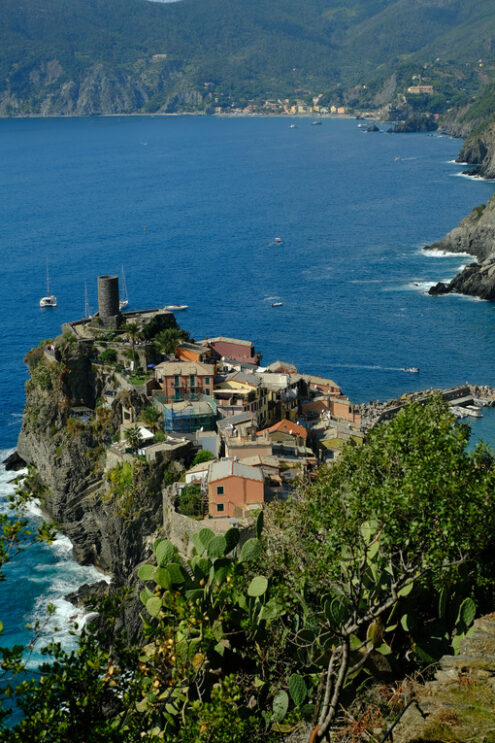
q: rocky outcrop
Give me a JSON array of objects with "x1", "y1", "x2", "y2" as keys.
[
  {"x1": 393, "y1": 614, "x2": 495, "y2": 743},
  {"x1": 425, "y1": 197, "x2": 495, "y2": 261},
  {"x1": 429, "y1": 258, "x2": 495, "y2": 300},
  {"x1": 425, "y1": 194, "x2": 495, "y2": 300},
  {"x1": 457, "y1": 121, "x2": 495, "y2": 179},
  {"x1": 393, "y1": 114, "x2": 437, "y2": 133}
]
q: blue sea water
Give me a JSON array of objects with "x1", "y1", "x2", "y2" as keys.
[{"x1": 0, "y1": 115, "x2": 495, "y2": 652}]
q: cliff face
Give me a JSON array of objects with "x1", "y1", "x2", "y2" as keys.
[
  {"x1": 457, "y1": 121, "x2": 495, "y2": 179},
  {"x1": 425, "y1": 198, "x2": 495, "y2": 262},
  {"x1": 425, "y1": 195, "x2": 495, "y2": 300},
  {"x1": 0, "y1": 61, "x2": 205, "y2": 117},
  {"x1": 16, "y1": 342, "x2": 163, "y2": 588}
]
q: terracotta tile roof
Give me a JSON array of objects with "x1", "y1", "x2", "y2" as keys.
[{"x1": 257, "y1": 419, "x2": 307, "y2": 439}]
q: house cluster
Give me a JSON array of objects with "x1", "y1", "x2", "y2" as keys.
[
  {"x1": 212, "y1": 99, "x2": 348, "y2": 117},
  {"x1": 138, "y1": 334, "x2": 364, "y2": 521}
]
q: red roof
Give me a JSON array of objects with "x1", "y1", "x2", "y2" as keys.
[{"x1": 257, "y1": 419, "x2": 307, "y2": 439}]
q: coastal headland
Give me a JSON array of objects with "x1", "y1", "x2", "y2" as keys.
[{"x1": 6, "y1": 276, "x2": 495, "y2": 626}]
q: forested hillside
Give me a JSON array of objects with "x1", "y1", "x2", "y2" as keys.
[{"x1": 1, "y1": 0, "x2": 495, "y2": 118}]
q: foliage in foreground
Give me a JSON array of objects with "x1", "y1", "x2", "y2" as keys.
[{"x1": 0, "y1": 398, "x2": 495, "y2": 741}]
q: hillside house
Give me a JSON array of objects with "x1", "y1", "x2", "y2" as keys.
[
  {"x1": 256, "y1": 419, "x2": 307, "y2": 447},
  {"x1": 207, "y1": 459, "x2": 264, "y2": 518},
  {"x1": 214, "y1": 372, "x2": 268, "y2": 425},
  {"x1": 200, "y1": 336, "x2": 261, "y2": 366},
  {"x1": 154, "y1": 360, "x2": 216, "y2": 402}
]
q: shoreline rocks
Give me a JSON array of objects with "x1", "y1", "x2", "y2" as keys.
[{"x1": 429, "y1": 258, "x2": 495, "y2": 300}]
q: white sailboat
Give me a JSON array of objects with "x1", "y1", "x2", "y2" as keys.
[
  {"x1": 119, "y1": 266, "x2": 128, "y2": 310},
  {"x1": 40, "y1": 260, "x2": 57, "y2": 307}
]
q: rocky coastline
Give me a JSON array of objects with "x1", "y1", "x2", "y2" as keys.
[{"x1": 425, "y1": 193, "x2": 495, "y2": 300}]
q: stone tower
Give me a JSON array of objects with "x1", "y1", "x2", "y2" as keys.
[{"x1": 97, "y1": 275, "x2": 121, "y2": 328}]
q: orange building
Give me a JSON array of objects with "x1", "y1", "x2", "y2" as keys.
[{"x1": 207, "y1": 460, "x2": 264, "y2": 518}]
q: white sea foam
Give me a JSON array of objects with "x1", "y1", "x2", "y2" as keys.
[
  {"x1": 452, "y1": 171, "x2": 488, "y2": 181},
  {"x1": 421, "y1": 248, "x2": 475, "y2": 259},
  {"x1": 0, "y1": 451, "x2": 112, "y2": 660}
]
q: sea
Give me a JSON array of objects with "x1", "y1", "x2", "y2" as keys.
[{"x1": 1, "y1": 115, "x2": 495, "y2": 658}]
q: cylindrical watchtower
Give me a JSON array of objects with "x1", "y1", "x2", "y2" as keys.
[{"x1": 97, "y1": 275, "x2": 120, "y2": 328}]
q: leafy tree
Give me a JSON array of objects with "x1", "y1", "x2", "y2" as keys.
[
  {"x1": 265, "y1": 397, "x2": 495, "y2": 738},
  {"x1": 100, "y1": 348, "x2": 117, "y2": 365},
  {"x1": 141, "y1": 406, "x2": 160, "y2": 431},
  {"x1": 191, "y1": 449, "x2": 215, "y2": 466},
  {"x1": 176, "y1": 483, "x2": 203, "y2": 516}
]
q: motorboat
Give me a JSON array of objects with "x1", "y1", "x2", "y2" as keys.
[
  {"x1": 289, "y1": 123, "x2": 297, "y2": 129},
  {"x1": 271, "y1": 302, "x2": 283, "y2": 307},
  {"x1": 40, "y1": 259, "x2": 57, "y2": 307},
  {"x1": 274, "y1": 237, "x2": 282, "y2": 244},
  {"x1": 465, "y1": 405, "x2": 483, "y2": 418},
  {"x1": 402, "y1": 367, "x2": 420, "y2": 373},
  {"x1": 311, "y1": 120, "x2": 322, "y2": 125},
  {"x1": 164, "y1": 304, "x2": 188, "y2": 312}
]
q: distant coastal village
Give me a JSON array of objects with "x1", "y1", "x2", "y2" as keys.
[{"x1": 26, "y1": 273, "x2": 495, "y2": 533}]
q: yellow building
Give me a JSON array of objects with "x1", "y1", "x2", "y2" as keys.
[{"x1": 214, "y1": 372, "x2": 269, "y2": 427}]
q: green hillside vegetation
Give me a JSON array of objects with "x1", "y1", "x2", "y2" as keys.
[
  {"x1": 2, "y1": 0, "x2": 495, "y2": 115},
  {"x1": 1, "y1": 399, "x2": 495, "y2": 741}
]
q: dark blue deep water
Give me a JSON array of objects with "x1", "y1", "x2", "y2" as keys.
[{"x1": 1, "y1": 115, "x2": 495, "y2": 652}]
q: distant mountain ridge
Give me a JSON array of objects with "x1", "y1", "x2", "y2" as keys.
[{"x1": 2, "y1": 0, "x2": 495, "y2": 116}]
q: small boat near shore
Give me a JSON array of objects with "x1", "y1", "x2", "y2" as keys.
[
  {"x1": 465, "y1": 405, "x2": 483, "y2": 418},
  {"x1": 164, "y1": 304, "x2": 188, "y2": 312}
]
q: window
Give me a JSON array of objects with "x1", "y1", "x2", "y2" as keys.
[
  {"x1": 174, "y1": 375, "x2": 180, "y2": 386},
  {"x1": 216, "y1": 503, "x2": 224, "y2": 512},
  {"x1": 205, "y1": 388, "x2": 210, "y2": 396},
  {"x1": 216, "y1": 486, "x2": 224, "y2": 495},
  {"x1": 205, "y1": 377, "x2": 210, "y2": 384},
  {"x1": 190, "y1": 374, "x2": 195, "y2": 387}
]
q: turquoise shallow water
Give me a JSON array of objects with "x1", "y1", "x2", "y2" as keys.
[{"x1": 0, "y1": 115, "x2": 494, "y2": 650}]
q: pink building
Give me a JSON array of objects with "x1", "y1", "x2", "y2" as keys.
[
  {"x1": 207, "y1": 460, "x2": 264, "y2": 518},
  {"x1": 201, "y1": 337, "x2": 261, "y2": 366}
]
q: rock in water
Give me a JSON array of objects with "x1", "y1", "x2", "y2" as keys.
[{"x1": 2, "y1": 451, "x2": 26, "y2": 471}]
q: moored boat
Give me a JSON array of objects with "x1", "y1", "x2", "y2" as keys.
[
  {"x1": 40, "y1": 259, "x2": 57, "y2": 307},
  {"x1": 465, "y1": 405, "x2": 483, "y2": 418}
]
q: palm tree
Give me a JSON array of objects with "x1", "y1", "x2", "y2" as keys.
[
  {"x1": 154, "y1": 327, "x2": 190, "y2": 358},
  {"x1": 123, "y1": 322, "x2": 140, "y2": 364},
  {"x1": 124, "y1": 425, "x2": 143, "y2": 454}
]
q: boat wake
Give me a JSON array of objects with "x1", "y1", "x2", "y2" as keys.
[{"x1": 325, "y1": 362, "x2": 413, "y2": 373}]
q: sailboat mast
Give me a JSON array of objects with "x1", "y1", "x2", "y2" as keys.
[
  {"x1": 46, "y1": 258, "x2": 50, "y2": 295},
  {"x1": 84, "y1": 281, "x2": 90, "y2": 318}
]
